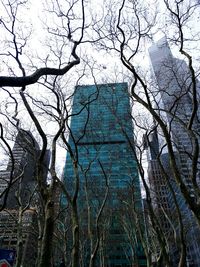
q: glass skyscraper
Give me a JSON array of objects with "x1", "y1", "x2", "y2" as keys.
[
  {"x1": 63, "y1": 83, "x2": 146, "y2": 267},
  {"x1": 148, "y1": 37, "x2": 200, "y2": 267}
]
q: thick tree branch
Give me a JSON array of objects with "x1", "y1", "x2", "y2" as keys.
[{"x1": 0, "y1": 42, "x2": 80, "y2": 88}]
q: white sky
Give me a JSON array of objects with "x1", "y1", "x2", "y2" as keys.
[{"x1": 0, "y1": 0, "x2": 199, "y2": 177}]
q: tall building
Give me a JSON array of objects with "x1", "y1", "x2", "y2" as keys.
[
  {"x1": 143, "y1": 129, "x2": 172, "y2": 231},
  {"x1": 149, "y1": 37, "x2": 200, "y2": 192},
  {"x1": 0, "y1": 130, "x2": 40, "y2": 267},
  {"x1": 148, "y1": 38, "x2": 200, "y2": 266},
  {"x1": 0, "y1": 129, "x2": 40, "y2": 208},
  {"x1": 63, "y1": 83, "x2": 146, "y2": 267},
  {"x1": 144, "y1": 128, "x2": 183, "y2": 266}
]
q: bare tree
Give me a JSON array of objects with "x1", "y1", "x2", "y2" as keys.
[
  {"x1": 0, "y1": 1, "x2": 87, "y2": 266},
  {"x1": 1, "y1": 0, "x2": 200, "y2": 266},
  {"x1": 89, "y1": 0, "x2": 200, "y2": 239}
]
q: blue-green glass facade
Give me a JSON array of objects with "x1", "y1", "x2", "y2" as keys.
[{"x1": 63, "y1": 83, "x2": 146, "y2": 267}]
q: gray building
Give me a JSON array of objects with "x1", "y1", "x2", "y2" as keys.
[
  {"x1": 149, "y1": 37, "x2": 200, "y2": 192},
  {"x1": 0, "y1": 130, "x2": 40, "y2": 267},
  {"x1": 148, "y1": 37, "x2": 200, "y2": 266},
  {"x1": 0, "y1": 130, "x2": 40, "y2": 208}
]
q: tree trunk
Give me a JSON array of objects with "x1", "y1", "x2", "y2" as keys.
[
  {"x1": 71, "y1": 202, "x2": 80, "y2": 267},
  {"x1": 178, "y1": 241, "x2": 187, "y2": 267},
  {"x1": 37, "y1": 199, "x2": 55, "y2": 267},
  {"x1": 35, "y1": 215, "x2": 43, "y2": 267},
  {"x1": 15, "y1": 208, "x2": 24, "y2": 267}
]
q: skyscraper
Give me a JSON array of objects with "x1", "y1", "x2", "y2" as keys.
[
  {"x1": 143, "y1": 128, "x2": 171, "y2": 229},
  {"x1": 63, "y1": 83, "x2": 146, "y2": 267},
  {"x1": 0, "y1": 130, "x2": 40, "y2": 267},
  {"x1": 148, "y1": 37, "x2": 200, "y2": 266},
  {"x1": 0, "y1": 129, "x2": 40, "y2": 208},
  {"x1": 149, "y1": 37, "x2": 200, "y2": 192}
]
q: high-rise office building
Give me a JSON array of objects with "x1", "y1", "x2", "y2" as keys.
[
  {"x1": 63, "y1": 83, "x2": 146, "y2": 267},
  {"x1": 0, "y1": 130, "x2": 40, "y2": 208},
  {"x1": 143, "y1": 129, "x2": 171, "y2": 230},
  {"x1": 144, "y1": 128, "x2": 185, "y2": 266},
  {"x1": 148, "y1": 37, "x2": 200, "y2": 266},
  {"x1": 0, "y1": 129, "x2": 41, "y2": 267},
  {"x1": 149, "y1": 37, "x2": 200, "y2": 191}
]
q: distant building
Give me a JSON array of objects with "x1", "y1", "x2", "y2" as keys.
[
  {"x1": 0, "y1": 129, "x2": 40, "y2": 208},
  {"x1": 62, "y1": 83, "x2": 146, "y2": 267},
  {"x1": 149, "y1": 37, "x2": 200, "y2": 193},
  {"x1": 0, "y1": 130, "x2": 40, "y2": 267},
  {"x1": 148, "y1": 37, "x2": 200, "y2": 267}
]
